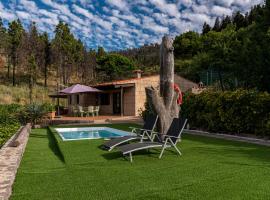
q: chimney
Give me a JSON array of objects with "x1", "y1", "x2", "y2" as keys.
[{"x1": 133, "y1": 69, "x2": 143, "y2": 78}]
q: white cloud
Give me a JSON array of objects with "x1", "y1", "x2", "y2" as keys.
[
  {"x1": 16, "y1": 10, "x2": 31, "y2": 20},
  {"x1": 72, "y1": 4, "x2": 94, "y2": 20},
  {"x1": 0, "y1": 0, "x2": 265, "y2": 50},
  {"x1": 0, "y1": 2, "x2": 16, "y2": 21},
  {"x1": 106, "y1": 0, "x2": 128, "y2": 11},
  {"x1": 149, "y1": 0, "x2": 181, "y2": 18},
  {"x1": 19, "y1": 0, "x2": 38, "y2": 13},
  {"x1": 211, "y1": 5, "x2": 233, "y2": 16}
]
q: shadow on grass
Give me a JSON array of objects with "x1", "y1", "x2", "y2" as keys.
[
  {"x1": 47, "y1": 129, "x2": 65, "y2": 163},
  {"x1": 30, "y1": 133, "x2": 48, "y2": 138},
  {"x1": 101, "y1": 151, "x2": 123, "y2": 160},
  {"x1": 101, "y1": 148, "x2": 164, "y2": 161}
]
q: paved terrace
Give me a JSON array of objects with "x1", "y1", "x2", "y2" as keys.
[{"x1": 49, "y1": 115, "x2": 143, "y2": 125}]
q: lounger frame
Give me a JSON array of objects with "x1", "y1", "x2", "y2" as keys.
[{"x1": 122, "y1": 118, "x2": 187, "y2": 162}]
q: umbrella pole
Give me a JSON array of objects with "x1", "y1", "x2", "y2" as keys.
[{"x1": 57, "y1": 97, "x2": 60, "y2": 117}]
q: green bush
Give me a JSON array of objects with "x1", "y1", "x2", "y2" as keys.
[
  {"x1": 0, "y1": 104, "x2": 21, "y2": 147},
  {"x1": 138, "y1": 101, "x2": 156, "y2": 121},
  {"x1": 24, "y1": 103, "x2": 47, "y2": 125},
  {"x1": 42, "y1": 103, "x2": 56, "y2": 112},
  {"x1": 181, "y1": 90, "x2": 270, "y2": 135},
  {"x1": 0, "y1": 103, "x2": 49, "y2": 147}
]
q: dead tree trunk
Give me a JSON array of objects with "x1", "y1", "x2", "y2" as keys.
[{"x1": 145, "y1": 35, "x2": 180, "y2": 134}]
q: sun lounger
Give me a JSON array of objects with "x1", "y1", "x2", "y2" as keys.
[
  {"x1": 102, "y1": 115, "x2": 158, "y2": 151},
  {"x1": 117, "y1": 117, "x2": 187, "y2": 162}
]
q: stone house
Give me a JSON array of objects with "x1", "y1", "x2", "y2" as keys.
[{"x1": 68, "y1": 71, "x2": 197, "y2": 116}]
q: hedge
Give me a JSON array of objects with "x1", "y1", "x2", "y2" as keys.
[
  {"x1": 181, "y1": 90, "x2": 270, "y2": 135},
  {"x1": 0, "y1": 104, "x2": 21, "y2": 147},
  {"x1": 0, "y1": 103, "x2": 57, "y2": 147}
]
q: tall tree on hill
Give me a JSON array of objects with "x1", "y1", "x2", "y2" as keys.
[
  {"x1": 213, "y1": 17, "x2": 221, "y2": 32},
  {"x1": 220, "y1": 16, "x2": 232, "y2": 30},
  {"x1": 0, "y1": 18, "x2": 7, "y2": 50},
  {"x1": 233, "y1": 11, "x2": 246, "y2": 29},
  {"x1": 96, "y1": 54, "x2": 136, "y2": 81},
  {"x1": 174, "y1": 31, "x2": 202, "y2": 58},
  {"x1": 247, "y1": 5, "x2": 264, "y2": 24},
  {"x1": 202, "y1": 22, "x2": 211, "y2": 34},
  {"x1": 8, "y1": 19, "x2": 24, "y2": 86},
  {"x1": 97, "y1": 46, "x2": 106, "y2": 58},
  {"x1": 265, "y1": 0, "x2": 270, "y2": 25},
  {"x1": 40, "y1": 32, "x2": 51, "y2": 87},
  {"x1": 52, "y1": 21, "x2": 76, "y2": 85},
  {"x1": 0, "y1": 18, "x2": 8, "y2": 75},
  {"x1": 27, "y1": 55, "x2": 37, "y2": 103}
]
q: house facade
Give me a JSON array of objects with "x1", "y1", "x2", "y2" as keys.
[{"x1": 68, "y1": 72, "x2": 198, "y2": 116}]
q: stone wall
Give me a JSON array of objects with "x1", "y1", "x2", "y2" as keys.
[
  {"x1": 0, "y1": 124, "x2": 31, "y2": 200},
  {"x1": 134, "y1": 76, "x2": 159, "y2": 116}
]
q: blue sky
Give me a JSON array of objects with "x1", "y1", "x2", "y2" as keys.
[{"x1": 0, "y1": 0, "x2": 264, "y2": 51}]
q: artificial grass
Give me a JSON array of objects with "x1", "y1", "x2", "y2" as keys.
[{"x1": 11, "y1": 124, "x2": 270, "y2": 200}]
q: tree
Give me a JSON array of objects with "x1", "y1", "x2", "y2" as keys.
[
  {"x1": 27, "y1": 55, "x2": 37, "y2": 103},
  {"x1": 96, "y1": 54, "x2": 136, "y2": 81},
  {"x1": 203, "y1": 26, "x2": 237, "y2": 91},
  {"x1": 145, "y1": 36, "x2": 180, "y2": 134},
  {"x1": 0, "y1": 18, "x2": 7, "y2": 49},
  {"x1": 8, "y1": 19, "x2": 24, "y2": 86},
  {"x1": 220, "y1": 16, "x2": 232, "y2": 30},
  {"x1": 202, "y1": 22, "x2": 211, "y2": 34},
  {"x1": 174, "y1": 31, "x2": 202, "y2": 58},
  {"x1": 97, "y1": 46, "x2": 106, "y2": 58},
  {"x1": 213, "y1": 17, "x2": 221, "y2": 32},
  {"x1": 0, "y1": 18, "x2": 8, "y2": 77},
  {"x1": 233, "y1": 11, "x2": 246, "y2": 29},
  {"x1": 40, "y1": 32, "x2": 51, "y2": 87},
  {"x1": 52, "y1": 21, "x2": 77, "y2": 85}
]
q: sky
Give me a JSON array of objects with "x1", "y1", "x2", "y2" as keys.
[{"x1": 0, "y1": 0, "x2": 264, "y2": 51}]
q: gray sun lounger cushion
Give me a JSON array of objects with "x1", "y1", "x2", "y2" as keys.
[
  {"x1": 117, "y1": 117, "x2": 188, "y2": 162},
  {"x1": 102, "y1": 115, "x2": 158, "y2": 151}
]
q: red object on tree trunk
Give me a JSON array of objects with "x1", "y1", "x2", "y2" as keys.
[{"x1": 172, "y1": 83, "x2": 183, "y2": 105}]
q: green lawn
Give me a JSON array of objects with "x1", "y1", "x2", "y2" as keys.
[{"x1": 11, "y1": 124, "x2": 270, "y2": 200}]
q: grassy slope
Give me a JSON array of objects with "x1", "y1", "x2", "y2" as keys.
[
  {"x1": 11, "y1": 124, "x2": 270, "y2": 200},
  {"x1": 0, "y1": 84, "x2": 52, "y2": 104}
]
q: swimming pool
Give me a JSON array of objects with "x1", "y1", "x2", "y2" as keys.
[{"x1": 55, "y1": 127, "x2": 135, "y2": 141}]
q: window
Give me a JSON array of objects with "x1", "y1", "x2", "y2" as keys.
[
  {"x1": 100, "y1": 93, "x2": 110, "y2": 105},
  {"x1": 77, "y1": 95, "x2": 79, "y2": 104}
]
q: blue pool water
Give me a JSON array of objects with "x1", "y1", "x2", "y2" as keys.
[{"x1": 55, "y1": 127, "x2": 134, "y2": 141}]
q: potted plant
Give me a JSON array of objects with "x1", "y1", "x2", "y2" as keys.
[{"x1": 43, "y1": 103, "x2": 56, "y2": 119}]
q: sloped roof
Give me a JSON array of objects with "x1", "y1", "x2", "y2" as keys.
[
  {"x1": 174, "y1": 75, "x2": 198, "y2": 92},
  {"x1": 60, "y1": 84, "x2": 101, "y2": 94},
  {"x1": 94, "y1": 75, "x2": 157, "y2": 87},
  {"x1": 94, "y1": 74, "x2": 197, "y2": 92}
]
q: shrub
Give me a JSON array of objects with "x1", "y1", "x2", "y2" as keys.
[
  {"x1": 0, "y1": 124, "x2": 20, "y2": 147},
  {"x1": 0, "y1": 104, "x2": 21, "y2": 147},
  {"x1": 181, "y1": 90, "x2": 270, "y2": 135},
  {"x1": 138, "y1": 101, "x2": 156, "y2": 121},
  {"x1": 42, "y1": 103, "x2": 56, "y2": 112},
  {"x1": 24, "y1": 103, "x2": 47, "y2": 125}
]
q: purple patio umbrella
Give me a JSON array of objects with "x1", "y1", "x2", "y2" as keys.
[
  {"x1": 57, "y1": 84, "x2": 101, "y2": 117},
  {"x1": 60, "y1": 84, "x2": 101, "y2": 94}
]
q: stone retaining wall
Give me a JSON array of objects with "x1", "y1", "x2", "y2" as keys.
[{"x1": 0, "y1": 124, "x2": 31, "y2": 200}]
